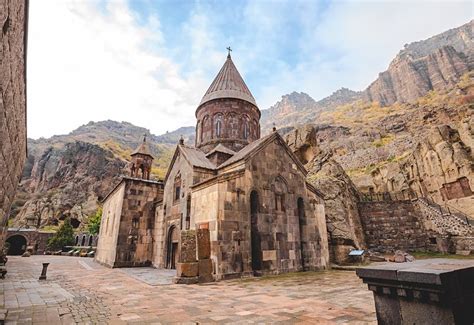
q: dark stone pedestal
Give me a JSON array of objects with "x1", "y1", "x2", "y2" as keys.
[{"x1": 356, "y1": 259, "x2": 474, "y2": 325}]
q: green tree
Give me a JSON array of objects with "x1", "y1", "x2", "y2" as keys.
[
  {"x1": 87, "y1": 207, "x2": 102, "y2": 235},
  {"x1": 47, "y1": 219, "x2": 75, "y2": 250}
]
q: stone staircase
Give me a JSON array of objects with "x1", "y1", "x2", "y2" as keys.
[{"x1": 416, "y1": 198, "x2": 474, "y2": 237}]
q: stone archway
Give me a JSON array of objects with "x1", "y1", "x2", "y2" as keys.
[
  {"x1": 250, "y1": 190, "x2": 262, "y2": 273},
  {"x1": 166, "y1": 226, "x2": 179, "y2": 269},
  {"x1": 6, "y1": 235, "x2": 27, "y2": 255}
]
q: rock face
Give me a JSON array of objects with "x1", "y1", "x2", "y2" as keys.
[
  {"x1": 365, "y1": 45, "x2": 470, "y2": 106},
  {"x1": 261, "y1": 89, "x2": 362, "y2": 130},
  {"x1": 262, "y1": 21, "x2": 473, "y2": 132},
  {"x1": 9, "y1": 121, "x2": 196, "y2": 229},
  {"x1": 0, "y1": 0, "x2": 27, "y2": 246},
  {"x1": 13, "y1": 142, "x2": 125, "y2": 229},
  {"x1": 370, "y1": 123, "x2": 474, "y2": 217},
  {"x1": 286, "y1": 126, "x2": 366, "y2": 264}
]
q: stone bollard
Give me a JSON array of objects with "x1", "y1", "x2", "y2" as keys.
[
  {"x1": 356, "y1": 259, "x2": 474, "y2": 324},
  {"x1": 39, "y1": 263, "x2": 50, "y2": 280},
  {"x1": 197, "y1": 228, "x2": 214, "y2": 283},
  {"x1": 175, "y1": 230, "x2": 198, "y2": 284}
]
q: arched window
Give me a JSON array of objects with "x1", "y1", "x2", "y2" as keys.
[
  {"x1": 88, "y1": 235, "x2": 93, "y2": 246},
  {"x1": 196, "y1": 120, "x2": 201, "y2": 145},
  {"x1": 202, "y1": 115, "x2": 210, "y2": 142},
  {"x1": 132, "y1": 218, "x2": 139, "y2": 229},
  {"x1": 174, "y1": 174, "x2": 181, "y2": 202},
  {"x1": 273, "y1": 176, "x2": 287, "y2": 212},
  {"x1": 216, "y1": 120, "x2": 222, "y2": 138},
  {"x1": 243, "y1": 121, "x2": 249, "y2": 139},
  {"x1": 214, "y1": 114, "x2": 224, "y2": 138}
]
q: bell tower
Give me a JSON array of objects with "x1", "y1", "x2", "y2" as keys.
[
  {"x1": 130, "y1": 135, "x2": 153, "y2": 180},
  {"x1": 195, "y1": 49, "x2": 261, "y2": 153}
]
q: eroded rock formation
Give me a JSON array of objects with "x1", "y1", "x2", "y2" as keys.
[
  {"x1": 370, "y1": 123, "x2": 474, "y2": 217},
  {"x1": 286, "y1": 125, "x2": 366, "y2": 263},
  {"x1": 13, "y1": 142, "x2": 125, "y2": 229},
  {"x1": 364, "y1": 19, "x2": 473, "y2": 106}
]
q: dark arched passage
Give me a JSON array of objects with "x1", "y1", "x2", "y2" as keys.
[
  {"x1": 166, "y1": 226, "x2": 179, "y2": 269},
  {"x1": 6, "y1": 235, "x2": 27, "y2": 255},
  {"x1": 250, "y1": 190, "x2": 262, "y2": 272}
]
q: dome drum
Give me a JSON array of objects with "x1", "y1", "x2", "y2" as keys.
[{"x1": 196, "y1": 98, "x2": 260, "y2": 153}]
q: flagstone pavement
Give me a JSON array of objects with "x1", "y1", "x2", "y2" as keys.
[{"x1": 0, "y1": 255, "x2": 376, "y2": 324}]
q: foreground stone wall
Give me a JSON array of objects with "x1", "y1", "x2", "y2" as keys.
[
  {"x1": 358, "y1": 201, "x2": 431, "y2": 252},
  {"x1": 0, "y1": 0, "x2": 28, "y2": 248}
]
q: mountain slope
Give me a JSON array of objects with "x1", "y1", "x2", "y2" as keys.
[{"x1": 11, "y1": 122, "x2": 195, "y2": 229}]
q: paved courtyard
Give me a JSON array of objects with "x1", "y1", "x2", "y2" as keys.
[{"x1": 1, "y1": 255, "x2": 376, "y2": 324}]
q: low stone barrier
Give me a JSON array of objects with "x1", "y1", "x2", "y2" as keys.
[{"x1": 356, "y1": 259, "x2": 474, "y2": 324}]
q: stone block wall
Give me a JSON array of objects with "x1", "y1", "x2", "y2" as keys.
[
  {"x1": 0, "y1": 0, "x2": 28, "y2": 248},
  {"x1": 114, "y1": 178, "x2": 163, "y2": 267},
  {"x1": 358, "y1": 201, "x2": 431, "y2": 252},
  {"x1": 95, "y1": 182, "x2": 126, "y2": 266},
  {"x1": 213, "y1": 139, "x2": 328, "y2": 279}
]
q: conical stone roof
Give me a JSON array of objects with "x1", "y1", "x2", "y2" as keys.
[
  {"x1": 131, "y1": 135, "x2": 153, "y2": 158},
  {"x1": 199, "y1": 54, "x2": 257, "y2": 107}
]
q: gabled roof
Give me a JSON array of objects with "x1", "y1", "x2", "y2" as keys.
[
  {"x1": 180, "y1": 145, "x2": 216, "y2": 169},
  {"x1": 131, "y1": 136, "x2": 153, "y2": 158},
  {"x1": 164, "y1": 144, "x2": 216, "y2": 183},
  {"x1": 217, "y1": 132, "x2": 308, "y2": 175},
  {"x1": 206, "y1": 144, "x2": 236, "y2": 157},
  {"x1": 199, "y1": 54, "x2": 257, "y2": 108}
]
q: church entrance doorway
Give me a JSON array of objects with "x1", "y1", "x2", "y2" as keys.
[
  {"x1": 250, "y1": 190, "x2": 262, "y2": 273},
  {"x1": 166, "y1": 226, "x2": 179, "y2": 269},
  {"x1": 6, "y1": 235, "x2": 27, "y2": 255}
]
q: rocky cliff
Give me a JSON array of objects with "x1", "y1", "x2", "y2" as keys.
[
  {"x1": 262, "y1": 20, "x2": 473, "y2": 130},
  {"x1": 285, "y1": 125, "x2": 366, "y2": 264},
  {"x1": 12, "y1": 142, "x2": 125, "y2": 229},
  {"x1": 10, "y1": 121, "x2": 195, "y2": 230},
  {"x1": 364, "y1": 45, "x2": 470, "y2": 105},
  {"x1": 370, "y1": 122, "x2": 474, "y2": 217}
]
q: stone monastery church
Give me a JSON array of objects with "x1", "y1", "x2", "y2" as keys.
[{"x1": 96, "y1": 52, "x2": 329, "y2": 280}]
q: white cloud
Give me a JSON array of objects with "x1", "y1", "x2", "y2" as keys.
[
  {"x1": 27, "y1": 0, "x2": 473, "y2": 138},
  {"x1": 27, "y1": 0, "x2": 204, "y2": 139}
]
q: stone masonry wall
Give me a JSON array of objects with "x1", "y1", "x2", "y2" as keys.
[
  {"x1": 196, "y1": 98, "x2": 260, "y2": 153},
  {"x1": 209, "y1": 138, "x2": 329, "y2": 279},
  {"x1": 0, "y1": 0, "x2": 28, "y2": 248},
  {"x1": 358, "y1": 201, "x2": 430, "y2": 252},
  {"x1": 114, "y1": 178, "x2": 163, "y2": 267}
]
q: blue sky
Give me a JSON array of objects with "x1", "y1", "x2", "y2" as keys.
[{"x1": 27, "y1": 0, "x2": 473, "y2": 138}]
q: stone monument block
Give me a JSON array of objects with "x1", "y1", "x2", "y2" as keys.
[
  {"x1": 179, "y1": 230, "x2": 197, "y2": 263},
  {"x1": 196, "y1": 228, "x2": 211, "y2": 260},
  {"x1": 198, "y1": 259, "x2": 214, "y2": 283},
  {"x1": 176, "y1": 262, "x2": 198, "y2": 277},
  {"x1": 356, "y1": 259, "x2": 474, "y2": 324}
]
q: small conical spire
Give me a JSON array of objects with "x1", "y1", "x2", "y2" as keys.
[
  {"x1": 131, "y1": 134, "x2": 153, "y2": 157},
  {"x1": 179, "y1": 135, "x2": 184, "y2": 145}
]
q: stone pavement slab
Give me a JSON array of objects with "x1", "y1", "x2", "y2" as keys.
[{"x1": 1, "y1": 256, "x2": 376, "y2": 324}]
